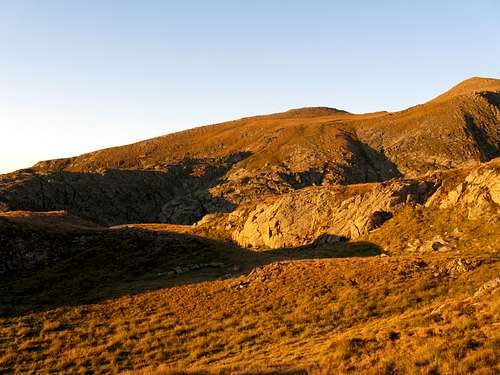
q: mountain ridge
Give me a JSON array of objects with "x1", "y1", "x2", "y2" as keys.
[
  {"x1": 27, "y1": 77, "x2": 499, "y2": 173},
  {"x1": 1, "y1": 77, "x2": 499, "y2": 226}
]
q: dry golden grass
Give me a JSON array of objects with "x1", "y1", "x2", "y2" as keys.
[
  {"x1": 362, "y1": 205, "x2": 500, "y2": 258},
  {"x1": 1, "y1": 251, "x2": 499, "y2": 374}
]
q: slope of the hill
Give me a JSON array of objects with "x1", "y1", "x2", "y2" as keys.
[
  {"x1": 0, "y1": 77, "x2": 498, "y2": 225},
  {"x1": 0, "y1": 210, "x2": 245, "y2": 316},
  {"x1": 430, "y1": 76, "x2": 500, "y2": 103},
  {"x1": 1, "y1": 157, "x2": 499, "y2": 374},
  {"x1": 1, "y1": 255, "x2": 499, "y2": 374},
  {"x1": 0, "y1": 209, "x2": 385, "y2": 317},
  {"x1": 29, "y1": 77, "x2": 500, "y2": 176},
  {"x1": 1, "y1": 158, "x2": 498, "y2": 316}
]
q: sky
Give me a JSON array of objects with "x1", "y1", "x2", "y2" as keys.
[{"x1": 1, "y1": 1, "x2": 499, "y2": 173}]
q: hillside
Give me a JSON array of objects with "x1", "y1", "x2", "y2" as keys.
[
  {"x1": 29, "y1": 77, "x2": 500, "y2": 175},
  {"x1": 1, "y1": 181, "x2": 499, "y2": 373},
  {"x1": 0, "y1": 77, "x2": 499, "y2": 374},
  {"x1": 0, "y1": 77, "x2": 499, "y2": 226}
]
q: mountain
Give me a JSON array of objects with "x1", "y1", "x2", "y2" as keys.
[
  {"x1": 1, "y1": 77, "x2": 499, "y2": 374},
  {"x1": 0, "y1": 77, "x2": 499, "y2": 227}
]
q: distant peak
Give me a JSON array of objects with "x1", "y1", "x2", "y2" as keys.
[
  {"x1": 272, "y1": 107, "x2": 350, "y2": 118},
  {"x1": 431, "y1": 76, "x2": 500, "y2": 103}
]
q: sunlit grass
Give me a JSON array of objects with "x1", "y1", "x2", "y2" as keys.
[{"x1": 1, "y1": 253, "x2": 499, "y2": 374}]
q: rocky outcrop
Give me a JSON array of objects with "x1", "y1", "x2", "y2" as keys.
[
  {"x1": 222, "y1": 180, "x2": 436, "y2": 249},
  {"x1": 0, "y1": 154, "x2": 246, "y2": 226},
  {"x1": 195, "y1": 157, "x2": 500, "y2": 249},
  {"x1": 438, "y1": 159, "x2": 500, "y2": 218}
]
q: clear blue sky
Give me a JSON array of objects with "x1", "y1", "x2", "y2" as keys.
[{"x1": 1, "y1": 0, "x2": 499, "y2": 173}]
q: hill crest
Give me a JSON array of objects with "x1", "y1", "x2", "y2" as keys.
[{"x1": 430, "y1": 76, "x2": 500, "y2": 103}]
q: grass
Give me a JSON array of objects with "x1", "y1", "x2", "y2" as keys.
[
  {"x1": 0, "y1": 253, "x2": 498, "y2": 374},
  {"x1": 362, "y1": 205, "x2": 500, "y2": 257}
]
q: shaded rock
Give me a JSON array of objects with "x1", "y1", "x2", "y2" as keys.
[
  {"x1": 314, "y1": 233, "x2": 346, "y2": 246},
  {"x1": 0, "y1": 155, "x2": 242, "y2": 226},
  {"x1": 159, "y1": 196, "x2": 205, "y2": 225}
]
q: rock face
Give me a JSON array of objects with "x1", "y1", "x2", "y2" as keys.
[
  {"x1": 438, "y1": 159, "x2": 500, "y2": 218},
  {"x1": 159, "y1": 192, "x2": 236, "y2": 225},
  {"x1": 0, "y1": 154, "x2": 245, "y2": 226},
  {"x1": 194, "y1": 157, "x2": 500, "y2": 249},
  {"x1": 1, "y1": 77, "x2": 499, "y2": 225},
  {"x1": 229, "y1": 181, "x2": 436, "y2": 249}
]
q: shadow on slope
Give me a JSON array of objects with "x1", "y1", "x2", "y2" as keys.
[
  {"x1": 0, "y1": 224, "x2": 383, "y2": 317},
  {"x1": 0, "y1": 152, "x2": 251, "y2": 225},
  {"x1": 464, "y1": 113, "x2": 500, "y2": 162},
  {"x1": 0, "y1": 136, "x2": 405, "y2": 227}
]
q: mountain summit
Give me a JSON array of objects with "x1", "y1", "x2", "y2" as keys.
[{"x1": 430, "y1": 76, "x2": 500, "y2": 103}]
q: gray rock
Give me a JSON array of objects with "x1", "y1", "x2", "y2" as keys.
[{"x1": 231, "y1": 180, "x2": 436, "y2": 249}]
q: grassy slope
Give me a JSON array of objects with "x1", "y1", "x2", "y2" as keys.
[
  {"x1": 31, "y1": 77, "x2": 500, "y2": 176},
  {"x1": 0, "y1": 210, "x2": 386, "y2": 317},
  {"x1": 0, "y1": 202, "x2": 499, "y2": 374},
  {"x1": 1, "y1": 256, "x2": 498, "y2": 374}
]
